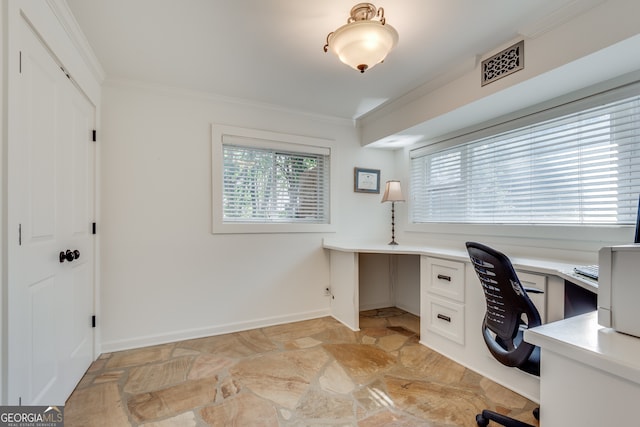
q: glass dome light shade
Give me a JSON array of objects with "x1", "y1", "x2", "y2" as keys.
[{"x1": 327, "y1": 20, "x2": 398, "y2": 73}]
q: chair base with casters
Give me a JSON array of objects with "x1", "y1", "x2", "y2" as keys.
[{"x1": 476, "y1": 407, "x2": 539, "y2": 427}]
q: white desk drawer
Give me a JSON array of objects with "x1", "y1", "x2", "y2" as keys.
[
  {"x1": 423, "y1": 257, "x2": 465, "y2": 303},
  {"x1": 424, "y1": 296, "x2": 465, "y2": 345}
]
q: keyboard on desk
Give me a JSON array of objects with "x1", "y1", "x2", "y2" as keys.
[{"x1": 573, "y1": 265, "x2": 599, "y2": 281}]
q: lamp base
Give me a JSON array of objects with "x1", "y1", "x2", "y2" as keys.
[{"x1": 388, "y1": 240, "x2": 398, "y2": 245}]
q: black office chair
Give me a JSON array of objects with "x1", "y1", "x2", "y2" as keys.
[{"x1": 466, "y1": 242, "x2": 541, "y2": 427}]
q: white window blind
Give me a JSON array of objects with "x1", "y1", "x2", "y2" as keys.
[
  {"x1": 223, "y1": 143, "x2": 330, "y2": 224},
  {"x1": 411, "y1": 91, "x2": 640, "y2": 225}
]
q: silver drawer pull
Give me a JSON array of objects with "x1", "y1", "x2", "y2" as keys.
[
  {"x1": 437, "y1": 314, "x2": 451, "y2": 323},
  {"x1": 437, "y1": 274, "x2": 451, "y2": 282}
]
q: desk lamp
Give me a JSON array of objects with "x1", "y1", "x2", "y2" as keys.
[{"x1": 381, "y1": 180, "x2": 404, "y2": 245}]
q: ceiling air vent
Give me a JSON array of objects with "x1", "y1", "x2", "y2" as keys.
[{"x1": 481, "y1": 40, "x2": 524, "y2": 86}]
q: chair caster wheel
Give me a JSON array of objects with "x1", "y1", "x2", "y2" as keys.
[
  {"x1": 533, "y1": 407, "x2": 540, "y2": 420},
  {"x1": 476, "y1": 414, "x2": 489, "y2": 427}
]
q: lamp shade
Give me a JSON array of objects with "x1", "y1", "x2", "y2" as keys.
[
  {"x1": 327, "y1": 20, "x2": 398, "y2": 73},
  {"x1": 324, "y1": 3, "x2": 399, "y2": 73},
  {"x1": 381, "y1": 180, "x2": 404, "y2": 203}
]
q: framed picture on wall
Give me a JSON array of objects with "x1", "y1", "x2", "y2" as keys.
[{"x1": 354, "y1": 167, "x2": 380, "y2": 193}]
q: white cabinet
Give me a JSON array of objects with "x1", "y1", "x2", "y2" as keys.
[
  {"x1": 421, "y1": 256, "x2": 466, "y2": 345},
  {"x1": 526, "y1": 313, "x2": 640, "y2": 426}
]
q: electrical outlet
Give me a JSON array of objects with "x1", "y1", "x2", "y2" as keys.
[{"x1": 324, "y1": 287, "x2": 331, "y2": 296}]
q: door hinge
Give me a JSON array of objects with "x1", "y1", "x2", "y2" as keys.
[
  {"x1": 18, "y1": 224, "x2": 22, "y2": 246},
  {"x1": 92, "y1": 315, "x2": 96, "y2": 328},
  {"x1": 92, "y1": 130, "x2": 96, "y2": 142},
  {"x1": 19, "y1": 51, "x2": 22, "y2": 73},
  {"x1": 92, "y1": 222, "x2": 96, "y2": 235}
]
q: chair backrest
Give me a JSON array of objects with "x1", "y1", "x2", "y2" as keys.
[{"x1": 466, "y1": 241, "x2": 542, "y2": 369}]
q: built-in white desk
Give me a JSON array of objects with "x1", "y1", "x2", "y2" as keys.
[
  {"x1": 323, "y1": 238, "x2": 597, "y2": 331},
  {"x1": 525, "y1": 312, "x2": 640, "y2": 426},
  {"x1": 325, "y1": 238, "x2": 640, "y2": 423},
  {"x1": 323, "y1": 238, "x2": 598, "y2": 402}
]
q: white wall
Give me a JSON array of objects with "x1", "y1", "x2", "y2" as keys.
[{"x1": 99, "y1": 82, "x2": 395, "y2": 352}]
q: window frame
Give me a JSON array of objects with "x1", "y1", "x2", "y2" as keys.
[{"x1": 212, "y1": 124, "x2": 336, "y2": 234}]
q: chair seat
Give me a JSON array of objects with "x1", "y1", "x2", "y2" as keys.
[
  {"x1": 496, "y1": 329, "x2": 540, "y2": 377},
  {"x1": 520, "y1": 343, "x2": 540, "y2": 377}
]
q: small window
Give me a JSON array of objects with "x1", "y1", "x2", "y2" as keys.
[
  {"x1": 212, "y1": 125, "x2": 334, "y2": 233},
  {"x1": 223, "y1": 144, "x2": 329, "y2": 223}
]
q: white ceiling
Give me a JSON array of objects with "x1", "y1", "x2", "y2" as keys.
[{"x1": 66, "y1": 0, "x2": 603, "y2": 120}]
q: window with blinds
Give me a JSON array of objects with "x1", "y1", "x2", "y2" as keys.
[
  {"x1": 410, "y1": 90, "x2": 640, "y2": 225},
  {"x1": 222, "y1": 144, "x2": 330, "y2": 224}
]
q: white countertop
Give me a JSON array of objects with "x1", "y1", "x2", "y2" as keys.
[
  {"x1": 322, "y1": 238, "x2": 470, "y2": 261},
  {"x1": 525, "y1": 311, "x2": 640, "y2": 385},
  {"x1": 322, "y1": 238, "x2": 598, "y2": 293}
]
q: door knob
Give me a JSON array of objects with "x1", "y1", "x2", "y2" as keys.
[
  {"x1": 59, "y1": 250, "x2": 76, "y2": 263},
  {"x1": 60, "y1": 250, "x2": 72, "y2": 262}
]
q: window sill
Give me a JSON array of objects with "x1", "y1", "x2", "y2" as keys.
[
  {"x1": 405, "y1": 222, "x2": 633, "y2": 252},
  {"x1": 212, "y1": 222, "x2": 336, "y2": 234}
]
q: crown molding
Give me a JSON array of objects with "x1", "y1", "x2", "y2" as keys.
[
  {"x1": 104, "y1": 78, "x2": 356, "y2": 128},
  {"x1": 46, "y1": 0, "x2": 105, "y2": 84}
]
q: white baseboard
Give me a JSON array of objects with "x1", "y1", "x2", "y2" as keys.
[
  {"x1": 359, "y1": 301, "x2": 395, "y2": 312},
  {"x1": 394, "y1": 302, "x2": 420, "y2": 317},
  {"x1": 359, "y1": 302, "x2": 420, "y2": 318},
  {"x1": 100, "y1": 308, "x2": 331, "y2": 354}
]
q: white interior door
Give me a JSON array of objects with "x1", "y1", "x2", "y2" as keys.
[{"x1": 7, "y1": 19, "x2": 95, "y2": 405}]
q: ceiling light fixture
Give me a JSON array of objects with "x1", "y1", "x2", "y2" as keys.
[{"x1": 323, "y1": 3, "x2": 398, "y2": 73}]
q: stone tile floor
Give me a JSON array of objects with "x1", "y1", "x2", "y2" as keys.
[{"x1": 65, "y1": 308, "x2": 539, "y2": 426}]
